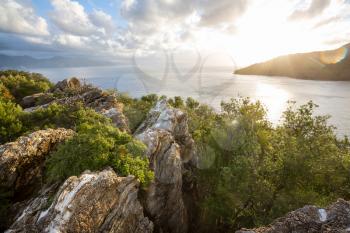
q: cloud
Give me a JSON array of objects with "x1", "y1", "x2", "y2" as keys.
[
  {"x1": 289, "y1": 0, "x2": 331, "y2": 20},
  {"x1": 0, "y1": 0, "x2": 49, "y2": 36},
  {"x1": 121, "y1": 0, "x2": 248, "y2": 27},
  {"x1": 89, "y1": 9, "x2": 116, "y2": 35},
  {"x1": 119, "y1": 0, "x2": 249, "y2": 51},
  {"x1": 50, "y1": 0, "x2": 99, "y2": 36},
  {"x1": 197, "y1": 0, "x2": 248, "y2": 26}
]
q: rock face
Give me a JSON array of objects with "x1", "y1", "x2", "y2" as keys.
[
  {"x1": 23, "y1": 79, "x2": 129, "y2": 131},
  {"x1": 135, "y1": 99, "x2": 197, "y2": 233},
  {"x1": 7, "y1": 169, "x2": 153, "y2": 233},
  {"x1": 237, "y1": 199, "x2": 350, "y2": 233},
  {"x1": 0, "y1": 128, "x2": 75, "y2": 200}
]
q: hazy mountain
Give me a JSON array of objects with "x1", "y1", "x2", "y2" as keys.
[
  {"x1": 0, "y1": 54, "x2": 115, "y2": 69},
  {"x1": 235, "y1": 43, "x2": 350, "y2": 81}
]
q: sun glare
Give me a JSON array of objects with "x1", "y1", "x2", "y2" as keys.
[{"x1": 229, "y1": 1, "x2": 320, "y2": 66}]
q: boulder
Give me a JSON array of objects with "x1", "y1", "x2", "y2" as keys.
[
  {"x1": 52, "y1": 77, "x2": 81, "y2": 92},
  {"x1": 135, "y1": 99, "x2": 197, "y2": 233},
  {"x1": 6, "y1": 169, "x2": 153, "y2": 233},
  {"x1": 237, "y1": 199, "x2": 350, "y2": 233},
  {"x1": 0, "y1": 128, "x2": 75, "y2": 200}
]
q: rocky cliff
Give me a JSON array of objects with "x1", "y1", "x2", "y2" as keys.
[
  {"x1": 7, "y1": 169, "x2": 153, "y2": 233},
  {"x1": 135, "y1": 99, "x2": 197, "y2": 233},
  {"x1": 1, "y1": 82, "x2": 197, "y2": 233}
]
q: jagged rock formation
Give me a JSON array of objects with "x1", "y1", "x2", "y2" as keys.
[
  {"x1": 135, "y1": 99, "x2": 197, "y2": 233},
  {"x1": 3, "y1": 95, "x2": 198, "y2": 233},
  {"x1": 0, "y1": 128, "x2": 74, "y2": 230},
  {"x1": 236, "y1": 199, "x2": 350, "y2": 233},
  {"x1": 6, "y1": 169, "x2": 153, "y2": 233},
  {"x1": 22, "y1": 78, "x2": 129, "y2": 131},
  {"x1": 0, "y1": 128, "x2": 75, "y2": 200}
]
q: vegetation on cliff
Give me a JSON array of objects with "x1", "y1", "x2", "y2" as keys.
[
  {"x1": 1, "y1": 70, "x2": 350, "y2": 232},
  {"x1": 0, "y1": 72, "x2": 154, "y2": 222}
]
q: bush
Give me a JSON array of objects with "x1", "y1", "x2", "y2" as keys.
[
  {"x1": 0, "y1": 70, "x2": 53, "y2": 103},
  {"x1": 21, "y1": 102, "x2": 111, "y2": 132},
  {"x1": 192, "y1": 98, "x2": 350, "y2": 232},
  {"x1": 46, "y1": 123, "x2": 153, "y2": 185},
  {"x1": 0, "y1": 98, "x2": 23, "y2": 144},
  {"x1": 0, "y1": 83, "x2": 14, "y2": 101}
]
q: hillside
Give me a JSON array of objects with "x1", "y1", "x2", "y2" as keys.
[{"x1": 235, "y1": 43, "x2": 350, "y2": 81}]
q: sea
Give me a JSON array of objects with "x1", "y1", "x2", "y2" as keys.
[{"x1": 31, "y1": 65, "x2": 350, "y2": 137}]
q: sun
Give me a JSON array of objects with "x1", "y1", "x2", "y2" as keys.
[{"x1": 231, "y1": 0, "x2": 319, "y2": 66}]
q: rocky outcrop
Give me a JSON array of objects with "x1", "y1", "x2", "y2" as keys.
[
  {"x1": 4, "y1": 97, "x2": 197, "y2": 233},
  {"x1": 7, "y1": 169, "x2": 153, "y2": 233},
  {"x1": 51, "y1": 77, "x2": 81, "y2": 92},
  {"x1": 135, "y1": 99, "x2": 197, "y2": 233},
  {"x1": 237, "y1": 199, "x2": 350, "y2": 233},
  {"x1": 23, "y1": 79, "x2": 129, "y2": 131},
  {"x1": 0, "y1": 128, "x2": 75, "y2": 200}
]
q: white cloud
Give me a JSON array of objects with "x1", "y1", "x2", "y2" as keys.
[
  {"x1": 89, "y1": 9, "x2": 115, "y2": 35},
  {"x1": 50, "y1": 0, "x2": 99, "y2": 36},
  {"x1": 0, "y1": 0, "x2": 49, "y2": 36}
]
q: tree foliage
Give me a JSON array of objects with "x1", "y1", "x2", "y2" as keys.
[
  {"x1": 0, "y1": 70, "x2": 53, "y2": 103},
  {"x1": 187, "y1": 98, "x2": 350, "y2": 232},
  {"x1": 0, "y1": 98, "x2": 23, "y2": 144}
]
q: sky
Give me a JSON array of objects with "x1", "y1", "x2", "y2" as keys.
[{"x1": 0, "y1": 0, "x2": 350, "y2": 67}]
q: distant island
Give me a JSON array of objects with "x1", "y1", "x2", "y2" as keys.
[
  {"x1": 0, "y1": 54, "x2": 115, "y2": 69},
  {"x1": 235, "y1": 43, "x2": 350, "y2": 81}
]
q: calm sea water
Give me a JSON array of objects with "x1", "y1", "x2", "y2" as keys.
[{"x1": 31, "y1": 65, "x2": 350, "y2": 137}]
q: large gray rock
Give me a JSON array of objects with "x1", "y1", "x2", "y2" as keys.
[
  {"x1": 237, "y1": 199, "x2": 350, "y2": 233},
  {"x1": 6, "y1": 169, "x2": 153, "y2": 233},
  {"x1": 135, "y1": 99, "x2": 197, "y2": 233},
  {"x1": 0, "y1": 128, "x2": 75, "y2": 198}
]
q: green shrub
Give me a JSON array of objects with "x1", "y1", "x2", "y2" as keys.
[
  {"x1": 0, "y1": 98, "x2": 23, "y2": 144},
  {"x1": 46, "y1": 123, "x2": 153, "y2": 185},
  {"x1": 21, "y1": 102, "x2": 111, "y2": 132},
  {"x1": 0, "y1": 70, "x2": 53, "y2": 103}
]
